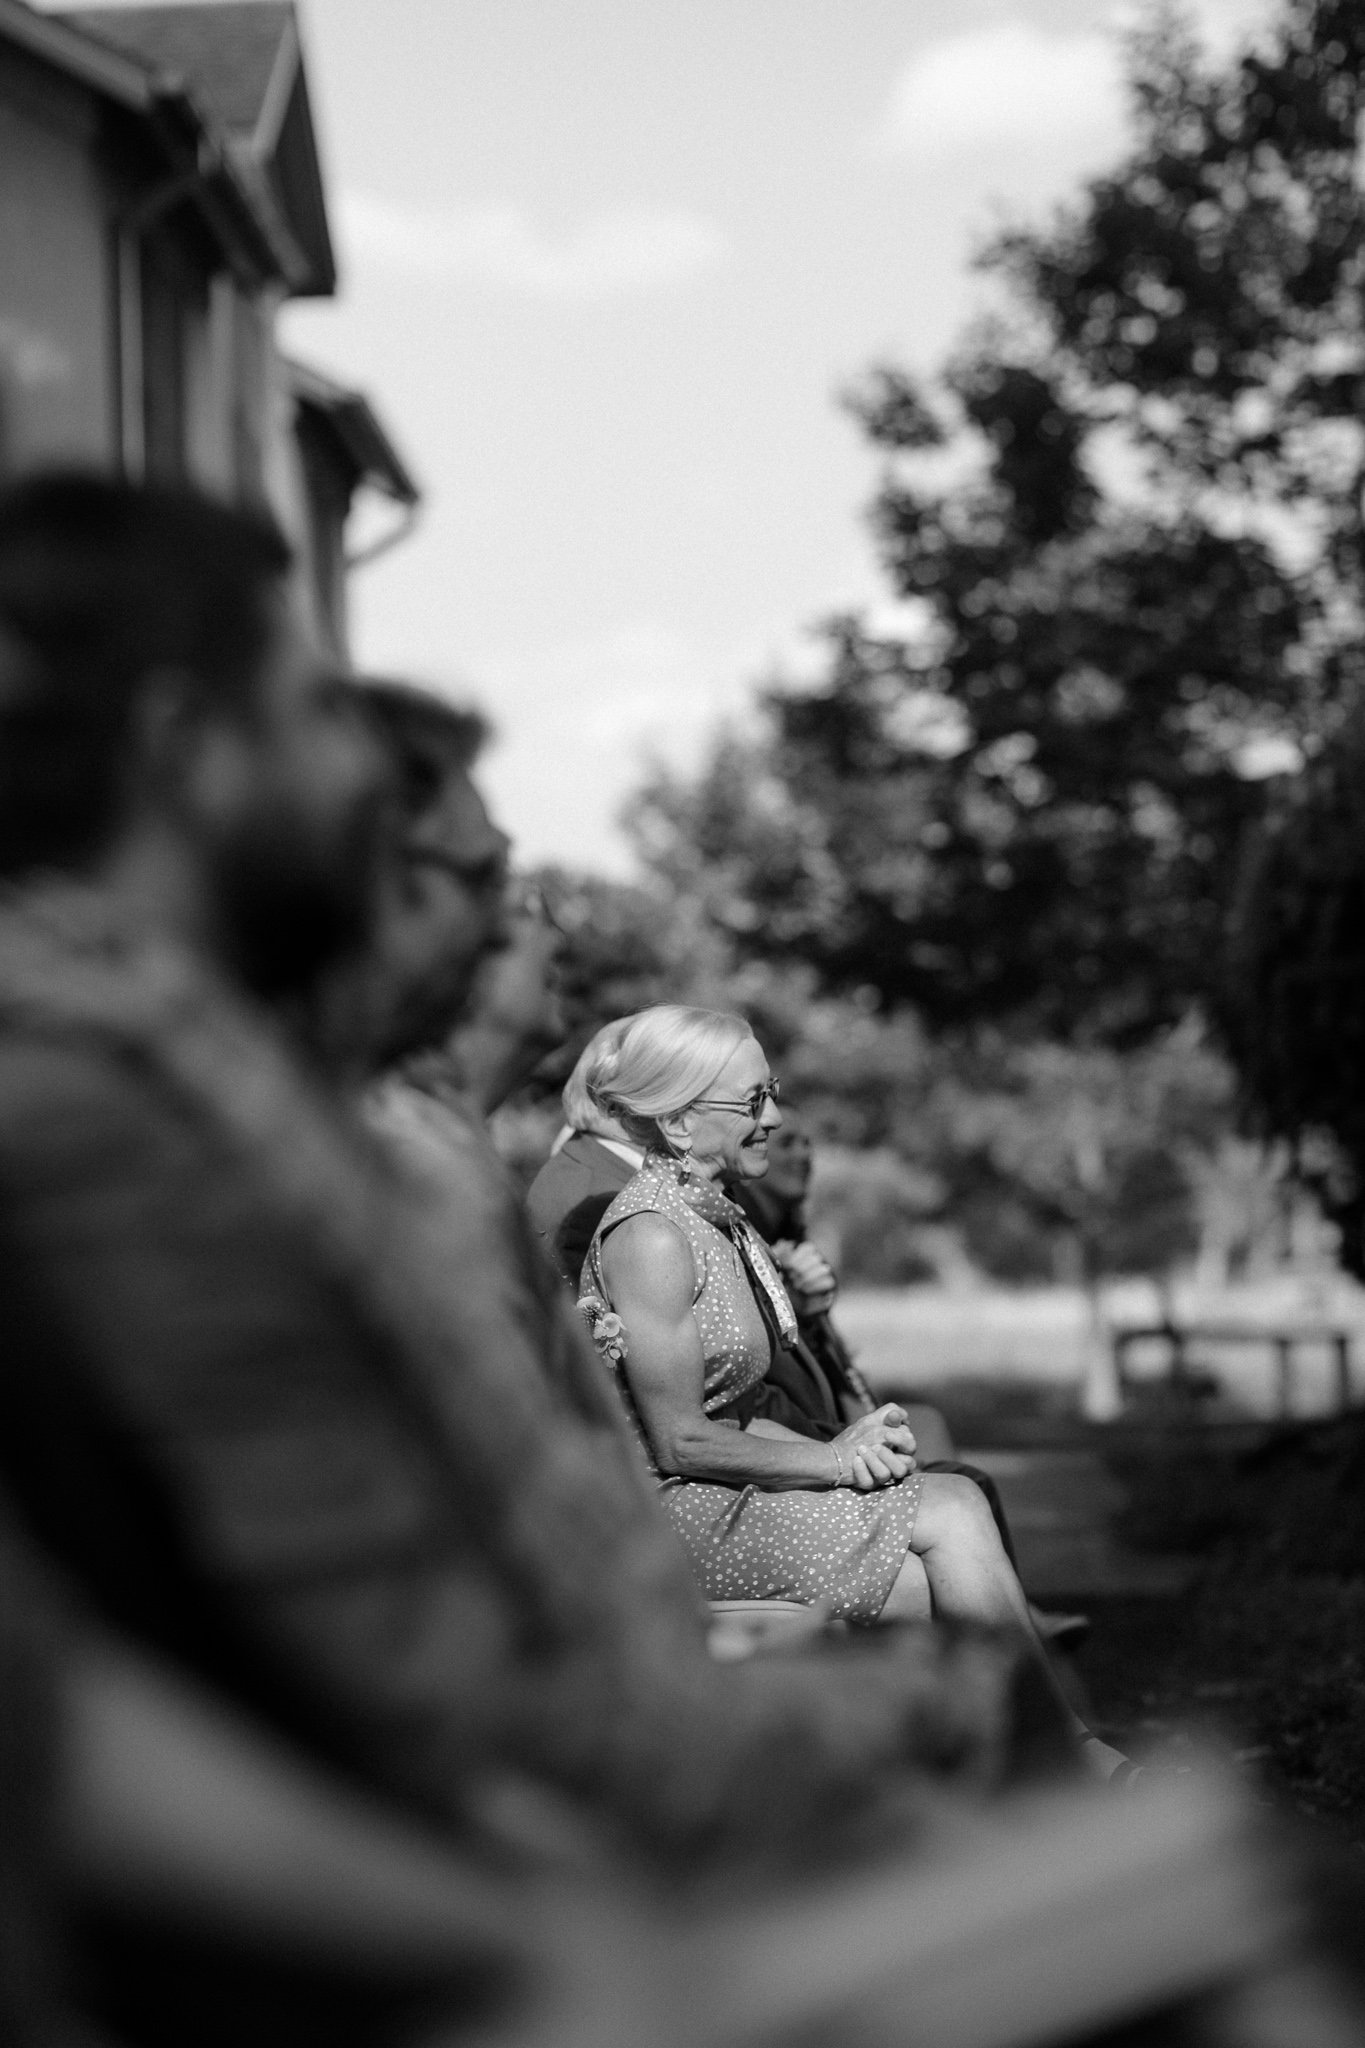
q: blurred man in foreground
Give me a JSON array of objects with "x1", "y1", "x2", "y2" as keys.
[
  {"x1": 0, "y1": 475, "x2": 1353, "y2": 2048},
  {"x1": 0, "y1": 477, "x2": 1036, "y2": 1882}
]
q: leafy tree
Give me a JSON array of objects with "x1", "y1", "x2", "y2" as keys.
[
  {"x1": 535, "y1": 866, "x2": 679, "y2": 1053},
  {"x1": 1221, "y1": 707, "x2": 1365, "y2": 1273},
  {"x1": 630, "y1": 0, "x2": 1365, "y2": 1041},
  {"x1": 512, "y1": 858, "x2": 1266, "y2": 1289},
  {"x1": 915, "y1": 1029, "x2": 1237, "y2": 1286}
]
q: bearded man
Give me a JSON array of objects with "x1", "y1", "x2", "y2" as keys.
[
  {"x1": 0, "y1": 473, "x2": 1045, "y2": 1868},
  {"x1": 0, "y1": 476, "x2": 1336, "y2": 2048}
]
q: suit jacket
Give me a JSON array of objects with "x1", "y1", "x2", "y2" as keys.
[
  {"x1": 730, "y1": 1177, "x2": 876, "y2": 1421},
  {"x1": 526, "y1": 1131, "x2": 635, "y2": 1287}
]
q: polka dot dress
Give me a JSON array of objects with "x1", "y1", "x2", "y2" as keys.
[{"x1": 581, "y1": 1156, "x2": 922, "y2": 1622}]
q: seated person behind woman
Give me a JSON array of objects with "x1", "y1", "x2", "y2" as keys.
[
  {"x1": 727, "y1": 1113, "x2": 862, "y2": 1394},
  {"x1": 730, "y1": 1109, "x2": 1088, "y2": 1646},
  {"x1": 727, "y1": 1109, "x2": 954, "y2": 1460},
  {"x1": 527, "y1": 1016, "x2": 644, "y2": 1284},
  {"x1": 578, "y1": 1006, "x2": 1123, "y2": 1773}
]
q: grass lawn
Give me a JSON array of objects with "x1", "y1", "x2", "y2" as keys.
[
  {"x1": 1059, "y1": 1427, "x2": 1365, "y2": 1855},
  {"x1": 831, "y1": 1285, "x2": 1365, "y2": 1852},
  {"x1": 1069, "y1": 1581, "x2": 1365, "y2": 1851}
]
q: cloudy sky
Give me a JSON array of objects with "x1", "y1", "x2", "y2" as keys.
[{"x1": 89, "y1": 0, "x2": 1276, "y2": 870}]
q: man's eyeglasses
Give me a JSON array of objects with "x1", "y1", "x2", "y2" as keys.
[
  {"x1": 691, "y1": 1078, "x2": 781, "y2": 1119},
  {"x1": 509, "y1": 875, "x2": 567, "y2": 936}
]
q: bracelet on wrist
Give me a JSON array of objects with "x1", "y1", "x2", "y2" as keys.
[{"x1": 830, "y1": 1441, "x2": 845, "y2": 1486}]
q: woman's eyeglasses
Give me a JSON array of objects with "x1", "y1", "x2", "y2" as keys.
[{"x1": 691, "y1": 1079, "x2": 781, "y2": 1119}]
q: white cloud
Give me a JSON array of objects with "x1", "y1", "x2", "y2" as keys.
[
  {"x1": 336, "y1": 192, "x2": 727, "y2": 298},
  {"x1": 872, "y1": 21, "x2": 1125, "y2": 160}
]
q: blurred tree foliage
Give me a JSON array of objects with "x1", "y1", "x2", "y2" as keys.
[
  {"x1": 628, "y1": 0, "x2": 1365, "y2": 1043},
  {"x1": 523, "y1": 864, "x2": 1281, "y2": 1286},
  {"x1": 783, "y1": 1011, "x2": 1274, "y2": 1287},
  {"x1": 512, "y1": 0, "x2": 1365, "y2": 1287},
  {"x1": 1221, "y1": 707, "x2": 1365, "y2": 1272}
]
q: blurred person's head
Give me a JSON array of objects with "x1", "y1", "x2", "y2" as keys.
[
  {"x1": 349, "y1": 679, "x2": 511, "y2": 1069},
  {"x1": 760, "y1": 1112, "x2": 813, "y2": 1206},
  {"x1": 439, "y1": 881, "x2": 570, "y2": 1115},
  {"x1": 0, "y1": 472, "x2": 382, "y2": 996},
  {"x1": 562, "y1": 1015, "x2": 640, "y2": 1143},
  {"x1": 586, "y1": 1004, "x2": 781, "y2": 1183}
]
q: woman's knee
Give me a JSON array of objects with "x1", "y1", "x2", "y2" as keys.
[{"x1": 914, "y1": 1470, "x2": 999, "y2": 1550}]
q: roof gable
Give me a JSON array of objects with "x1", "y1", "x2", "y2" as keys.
[
  {"x1": 55, "y1": 3, "x2": 334, "y2": 293},
  {"x1": 58, "y1": 4, "x2": 291, "y2": 141}
]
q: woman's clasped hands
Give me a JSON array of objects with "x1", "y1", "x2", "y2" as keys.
[{"x1": 831, "y1": 1404, "x2": 917, "y2": 1490}]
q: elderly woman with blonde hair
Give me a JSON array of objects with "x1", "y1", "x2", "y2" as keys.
[{"x1": 579, "y1": 1005, "x2": 1129, "y2": 1777}]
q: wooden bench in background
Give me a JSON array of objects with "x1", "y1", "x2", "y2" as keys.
[{"x1": 1111, "y1": 1320, "x2": 1356, "y2": 1419}]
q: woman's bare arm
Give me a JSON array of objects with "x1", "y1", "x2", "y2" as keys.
[{"x1": 600, "y1": 1214, "x2": 911, "y2": 1489}]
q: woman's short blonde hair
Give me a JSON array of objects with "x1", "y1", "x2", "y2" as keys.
[
  {"x1": 562, "y1": 1015, "x2": 638, "y2": 1138},
  {"x1": 586, "y1": 1004, "x2": 756, "y2": 1143}
]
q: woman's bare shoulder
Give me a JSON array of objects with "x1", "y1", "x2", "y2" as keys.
[{"x1": 600, "y1": 1209, "x2": 697, "y2": 1306}]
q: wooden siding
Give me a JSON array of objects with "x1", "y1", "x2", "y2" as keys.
[{"x1": 0, "y1": 40, "x2": 114, "y2": 472}]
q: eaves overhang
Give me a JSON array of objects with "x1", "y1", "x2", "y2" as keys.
[
  {"x1": 0, "y1": 0, "x2": 313, "y2": 291},
  {"x1": 52, "y1": 2, "x2": 335, "y2": 295},
  {"x1": 0, "y1": 0, "x2": 152, "y2": 108},
  {"x1": 286, "y1": 356, "x2": 420, "y2": 507}
]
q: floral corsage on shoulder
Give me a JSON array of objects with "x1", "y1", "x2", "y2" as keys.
[{"x1": 578, "y1": 1292, "x2": 629, "y2": 1366}]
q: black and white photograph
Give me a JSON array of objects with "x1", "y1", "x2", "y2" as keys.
[{"x1": 1, "y1": 2, "x2": 1364, "y2": 2043}]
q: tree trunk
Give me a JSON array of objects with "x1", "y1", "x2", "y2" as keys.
[{"x1": 1077, "y1": 1231, "x2": 1122, "y2": 1423}]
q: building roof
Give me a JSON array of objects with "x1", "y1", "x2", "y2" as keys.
[
  {"x1": 49, "y1": 2, "x2": 336, "y2": 294},
  {"x1": 59, "y1": 4, "x2": 291, "y2": 144},
  {"x1": 0, "y1": 0, "x2": 169, "y2": 110},
  {"x1": 286, "y1": 358, "x2": 420, "y2": 509}
]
